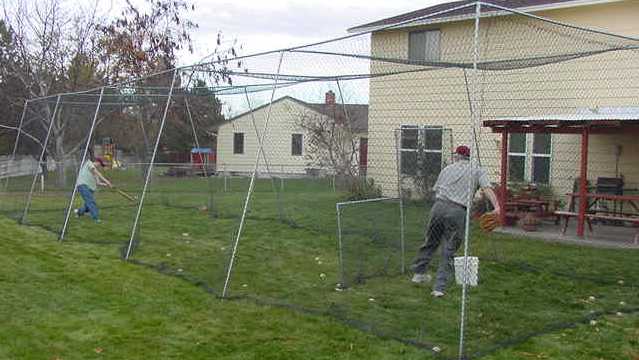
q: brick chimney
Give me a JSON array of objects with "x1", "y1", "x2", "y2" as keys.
[{"x1": 325, "y1": 90, "x2": 336, "y2": 105}]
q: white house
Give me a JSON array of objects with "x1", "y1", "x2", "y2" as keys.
[{"x1": 216, "y1": 91, "x2": 368, "y2": 177}]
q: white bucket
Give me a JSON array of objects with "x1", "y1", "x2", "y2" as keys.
[{"x1": 454, "y1": 256, "x2": 479, "y2": 287}]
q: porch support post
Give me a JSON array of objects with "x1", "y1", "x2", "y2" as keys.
[
  {"x1": 499, "y1": 130, "x2": 509, "y2": 225},
  {"x1": 577, "y1": 126, "x2": 590, "y2": 237}
]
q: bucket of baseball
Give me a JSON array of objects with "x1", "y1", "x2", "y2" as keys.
[{"x1": 454, "y1": 256, "x2": 479, "y2": 286}]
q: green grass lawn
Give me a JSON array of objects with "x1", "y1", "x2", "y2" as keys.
[
  {"x1": 0, "y1": 218, "x2": 426, "y2": 360},
  {"x1": 1, "y1": 170, "x2": 638, "y2": 359}
]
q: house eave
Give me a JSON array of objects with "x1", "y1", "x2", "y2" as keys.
[{"x1": 347, "y1": 0, "x2": 624, "y2": 34}]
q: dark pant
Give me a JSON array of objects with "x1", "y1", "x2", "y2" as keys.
[
  {"x1": 412, "y1": 200, "x2": 466, "y2": 292},
  {"x1": 77, "y1": 184, "x2": 99, "y2": 220}
]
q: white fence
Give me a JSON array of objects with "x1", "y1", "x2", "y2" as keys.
[{"x1": 0, "y1": 155, "x2": 57, "y2": 179}]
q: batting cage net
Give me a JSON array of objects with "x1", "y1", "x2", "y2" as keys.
[{"x1": 2, "y1": 2, "x2": 639, "y2": 358}]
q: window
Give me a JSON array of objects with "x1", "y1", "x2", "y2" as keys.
[
  {"x1": 532, "y1": 134, "x2": 551, "y2": 184},
  {"x1": 291, "y1": 133, "x2": 303, "y2": 156},
  {"x1": 409, "y1": 30, "x2": 441, "y2": 62},
  {"x1": 400, "y1": 126, "x2": 443, "y2": 177},
  {"x1": 508, "y1": 133, "x2": 552, "y2": 184},
  {"x1": 400, "y1": 125, "x2": 418, "y2": 175},
  {"x1": 233, "y1": 133, "x2": 244, "y2": 154},
  {"x1": 508, "y1": 133, "x2": 526, "y2": 182}
]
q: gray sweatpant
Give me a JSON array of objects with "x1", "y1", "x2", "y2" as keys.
[{"x1": 412, "y1": 199, "x2": 467, "y2": 292}]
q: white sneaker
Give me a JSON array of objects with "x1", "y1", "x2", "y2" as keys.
[
  {"x1": 74, "y1": 208, "x2": 80, "y2": 218},
  {"x1": 411, "y1": 273, "x2": 432, "y2": 284},
  {"x1": 431, "y1": 290, "x2": 445, "y2": 298}
]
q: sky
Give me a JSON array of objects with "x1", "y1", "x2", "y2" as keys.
[
  {"x1": 106, "y1": 0, "x2": 451, "y2": 66},
  {"x1": 96, "y1": 0, "x2": 451, "y2": 112}
]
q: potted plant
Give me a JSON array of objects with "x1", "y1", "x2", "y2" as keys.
[{"x1": 521, "y1": 212, "x2": 540, "y2": 231}]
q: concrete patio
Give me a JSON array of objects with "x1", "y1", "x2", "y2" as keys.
[{"x1": 498, "y1": 220, "x2": 639, "y2": 249}]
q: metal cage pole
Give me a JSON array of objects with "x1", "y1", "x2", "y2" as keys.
[
  {"x1": 463, "y1": 69, "x2": 483, "y2": 167},
  {"x1": 335, "y1": 80, "x2": 357, "y2": 193},
  {"x1": 459, "y1": 3, "x2": 482, "y2": 359},
  {"x1": 124, "y1": 69, "x2": 179, "y2": 259},
  {"x1": 394, "y1": 129, "x2": 406, "y2": 274},
  {"x1": 222, "y1": 51, "x2": 285, "y2": 299},
  {"x1": 336, "y1": 202, "x2": 345, "y2": 286},
  {"x1": 243, "y1": 87, "x2": 285, "y2": 221},
  {"x1": 335, "y1": 78, "x2": 363, "y2": 189},
  {"x1": 60, "y1": 88, "x2": 105, "y2": 241},
  {"x1": 184, "y1": 97, "x2": 208, "y2": 175},
  {"x1": 184, "y1": 94, "x2": 217, "y2": 218},
  {"x1": 3, "y1": 100, "x2": 29, "y2": 193},
  {"x1": 21, "y1": 96, "x2": 61, "y2": 224}
]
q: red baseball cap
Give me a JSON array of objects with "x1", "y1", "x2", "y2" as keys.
[
  {"x1": 455, "y1": 145, "x2": 471, "y2": 158},
  {"x1": 95, "y1": 157, "x2": 106, "y2": 167}
]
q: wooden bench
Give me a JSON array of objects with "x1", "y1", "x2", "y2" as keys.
[
  {"x1": 586, "y1": 214, "x2": 639, "y2": 245},
  {"x1": 554, "y1": 210, "x2": 639, "y2": 245},
  {"x1": 554, "y1": 210, "x2": 593, "y2": 235}
]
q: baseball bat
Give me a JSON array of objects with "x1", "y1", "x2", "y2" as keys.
[{"x1": 112, "y1": 186, "x2": 137, "y2": 202}]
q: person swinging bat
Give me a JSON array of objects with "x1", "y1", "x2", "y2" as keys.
[{"x1": 73, "y1": 150, "x2": 112, "y2": 224}]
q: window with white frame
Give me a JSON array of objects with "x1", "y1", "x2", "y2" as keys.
[
  {"x1": 400, "y1": 125, "x2": 443, "y2": 176},
  {"x1": 532, "y1": 133, "x2": 551, "y2": 184},
  {"x1": 408, "y1": 30, "x2": 441, "y2": 62},
  {"x1": 508, "y1": 133, "x2": 526, "y2": 182},
  {"x1": 508, "y1": 133, "x2": 552, "y2": 184}
]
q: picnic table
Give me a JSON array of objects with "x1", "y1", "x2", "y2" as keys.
[
  {"x1": 507, "y1": 198, "x2": 553, "y2": 217},
  {"x1": 555, "y1": 193, "x2": 639, "y2": 244},
  {"x1": 567, "y1": 193, "x2": 639, "y2": 215},
  {"x1": 505, "y1": 196, "x2": 558, "y2": 227}
]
